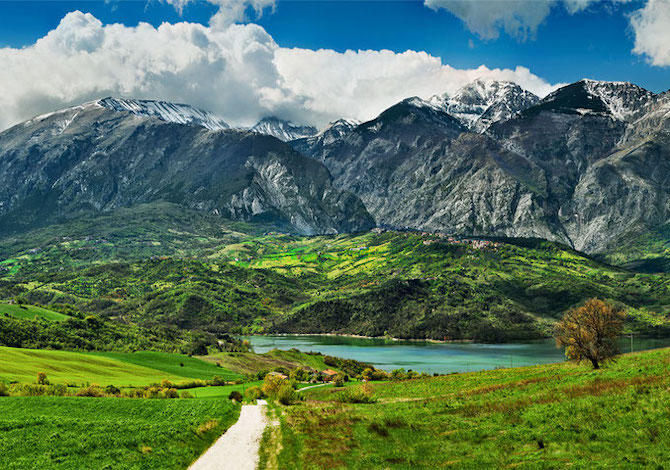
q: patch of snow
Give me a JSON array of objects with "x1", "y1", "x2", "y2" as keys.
[
  {"x1": 580, "y1": 79, "x2": 655, "y2": 122},
  {"x1": 251, "y1": 116, "x2": 317, "y2": 142},
  {"x1": 429, "y1": 79, "x2": 539, "y2": 132},
  {"x1": 97, "y1": 97, "x2": 230, "y2": 131}
]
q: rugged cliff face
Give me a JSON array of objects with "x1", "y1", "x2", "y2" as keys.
[
  {"x1": 294, "y1": 79, "x2": 670, "y2": 253},
  {"x1": 0, "y1": 100, "x2": 374, "y2": 236}
]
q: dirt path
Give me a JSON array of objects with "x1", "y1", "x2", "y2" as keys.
[
  {"x1": 189, "y1": 400, "x2": 269, "y2": 470},
  {"x1": 297, "y1": 383, "x2": 332, "y2": 392}
]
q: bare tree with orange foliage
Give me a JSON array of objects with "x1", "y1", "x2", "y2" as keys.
[{"x1": 555, "y1": 298, "x2": 625, "y2": 369}]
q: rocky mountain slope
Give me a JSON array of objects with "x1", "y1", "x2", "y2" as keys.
[
  {"x1": 251, "y1": 116, "x2": 318, "y2": 141},
  {"x1": 0, "y1": 100, "x2": 373, "y2": 236},
  {"x1": 428, "y1": 79, "x2": 540, "y2": 132},
  {"x1": 97, "y1": 97, "x2": 230, "y2": 130},
  {"x1": 295, "y1": 79, "x2": 670, "y2": 254}
]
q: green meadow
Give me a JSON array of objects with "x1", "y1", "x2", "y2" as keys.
[
  {"x1": 188, "y1": 381, "x2": 264, "y2": 398},
  {"x1": 0, "y1": 397, "x2": 238, "y2": 470},
  {"x1": 94, "y1": 350, "x2": 242, "y2": 381},
  {"x1": 0, "y1": 346, "x2": 249, "y2": 387},
  {"x1": 0, "y1": 303, "x2": 70, "y2": 322},
  {"x1": 266, "y1": 347, "x2": 670, "y2": 469}
]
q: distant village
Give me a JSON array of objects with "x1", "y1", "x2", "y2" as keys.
[{"x1": 371, "y1": 227, "x2": 502, "y2": 250}]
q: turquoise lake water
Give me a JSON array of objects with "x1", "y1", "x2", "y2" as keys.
[{"x1": 244, "y1": 334, "x2": 670, "y2": 374}]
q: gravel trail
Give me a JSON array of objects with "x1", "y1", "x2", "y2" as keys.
[{"x1": 189, "y1": 400, "x2": 268, "y2": 470}]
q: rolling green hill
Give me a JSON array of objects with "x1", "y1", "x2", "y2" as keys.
[
  {"x1": 266, "y1": 347, "x2": 670, "y2": 469},
  {"x1": 0, "y1": 346, "x2": 237, "y2": 386},
  {"x1": 94, "y1": 351, "x2": 239, "y2": 381},
  {"x1": 1, "y1": 204, "x2": 670, "y2": 342},
  {"x1": 0, "y1": 303, "x2": 70, "y2": 321}
]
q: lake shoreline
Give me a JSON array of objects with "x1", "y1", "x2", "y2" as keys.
[
  {"x1": 244, "y1": 332, "x2": 553, "y2": 345},
  {"x1": 242, "y1": 334, "x2": 670, "y2": 374}
]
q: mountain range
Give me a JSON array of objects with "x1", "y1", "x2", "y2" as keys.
[
  {"x1": 0, "y1": 78, "x2": 668, "y2": 259},
  {"x1": 0, "y1": 98, "x2": 371, "y2": 236}
]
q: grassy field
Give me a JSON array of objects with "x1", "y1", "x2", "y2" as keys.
[
  {"x1": 188, "y1": 381, "x2": 264, "y2": 398},
  {"x1": 0, "y1": 396, "x2": 239, "y2": 470},
  {"x1": 94, "y1": 351, "x2": 242, "y2": 381},
  {"x1": 0, "y1": 346, "x2": 248, "y2": 386},
  {"x1": 0, "y1": 347, "x2": 194, "y2": 386},
  {"x1": 264, "y1": 347, "x2": 670, "y2": 469},
  {"x1": 0, "y1": 346, "x2": 338, "y2": 387},
  {"x1": 0, "y1": 303, "x2": 70, "y2": 321}
]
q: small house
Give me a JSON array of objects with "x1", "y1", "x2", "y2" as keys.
[
  {"x1": 321, "y1": 369, "x2": 339, "y2": 382},
  {"x1": 267, "y1": 371, "x2": 288, "y2": 380}
]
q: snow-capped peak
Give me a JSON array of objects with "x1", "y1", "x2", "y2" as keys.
[
  {"x1": 309, "y1": 118, "x2": 361, "y2": 145},
  {"x1": 317, "y1": 118, "x2": 361, "y2": 135},
  {"x1": 578, "y1": 79, "x2": 655, "y2": 122},
  {"x1": 430, "y1": 79, "x2": 539, "y2": 132},
  {"x1": 97, "y1": 97, "x2": 230, "y2": 131},
  {"x1": 251, "y1": 116, "x2": 318, "y2": 142}
]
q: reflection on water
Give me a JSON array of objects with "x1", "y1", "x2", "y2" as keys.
[{"x1": 243, "y1": 334, "x2": 670, "y2": 374}]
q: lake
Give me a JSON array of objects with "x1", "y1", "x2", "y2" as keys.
[{"x1": 244, "y1": 334, "x2": 670, "y2": 374}]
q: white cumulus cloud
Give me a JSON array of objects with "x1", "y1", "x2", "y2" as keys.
[
  {"x1": 0, "y1": 10, "x2": 559, "y2": 131},
  {"x1": 425, "y1": 0, "x2": 632, "y2": 40},
  {"x1": 164, "y1": 0, "x2": 276, "y2": 28},
  {"x1": 425, "y1": 0, "x2": 554, "y2": 40},
  {"x1": 630, "y1": 0, "x2": 670, "y2": 67}
]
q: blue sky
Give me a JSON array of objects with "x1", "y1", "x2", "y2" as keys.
[
  {"x1": 1, "y1": 0, "x2": 667, "y2": 92},
  {"x1": 0, "y1": 0, "x2": 668, "y2": 130}
]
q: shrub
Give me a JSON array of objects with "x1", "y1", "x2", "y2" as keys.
[
  {"x1": 76, "y1": 385, "x2": 105, "y2": 397},
  {"x1": 211, "y1": 375, "x2": 227, "y2": 386},
  {"x1": 144, "y1": 387, "x2": 162, "y2": 399},
  {"x1": 245, "y1": 386, "x2": 264, "y2": 401},
  {"x1": 11, "y1": 383, "x2": 68, "y2": 397},
  {"x1": 337, "y1": 384, "x2": 377, "y2": 404},
  {"x1": 333, "y1": 374, "x2": 346, "y2": 387},
  {"x1": 180, "y1": 390, "x2": 194, "y2": 399},
  {"x1": 162, "y1": 388, "x2": 179, "y2": 399},
  {"x1": 104, "y1": 385, "x2": 121, "y2": 396},
  {"x1": 289, "y1": 368, "x2": 310, "y2": 382},
  {"x1": 36, "y1": 372, "x2": 49, "y2": 385},
  {"x1": 173, "y1": 379, "x2": 207, "y2": 390},
  {"x1": 372, "y1": 370, "x2": 389, "y2": 381},
  {"x1": 228, "y1": 390, "x2": 243, "y2": 402},
  {"x1": 0, "y1": 383, "x2": 8, "y2": 397},
  {"x1": 261, "y1": 375, "x2": 287, "y2": 397},
  {"x1": 276, "y1": 385, "x2": 300, "y2": 405}
]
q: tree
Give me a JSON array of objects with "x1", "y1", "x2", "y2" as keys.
[
  {"x1": 36, "y1": 372, "x2": 48, "y2": 385},
  {"x1": 228, "y1": 390, "x2": 243, "y2": 402},
  {"x1": 555, "y1": 298, "x2": 625, "y2": 369},
  {"x1": 333, "y1": 374, "x2": 345, "y2": 387}
]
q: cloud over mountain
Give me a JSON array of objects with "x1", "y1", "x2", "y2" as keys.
[
  {"x1": 0, "y1": 10, "x2": 559, "y2": 131},
  {"x1": 630, "y1": 0, "x2": 670, "y2": 67}
]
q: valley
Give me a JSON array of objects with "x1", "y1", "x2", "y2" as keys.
[{"x1": 0, "y1": 76, "x2": 669, "y2": 469}]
